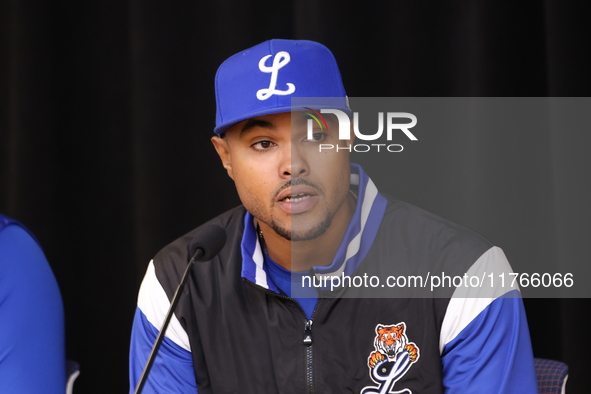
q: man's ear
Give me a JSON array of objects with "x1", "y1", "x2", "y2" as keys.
[{"x1": 211, "y1": 136, "x2": 234, "y2": 180}]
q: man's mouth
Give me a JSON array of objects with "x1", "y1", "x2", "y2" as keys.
[
  {"x1": 282, "y1": 193, "x2": 312, "y2": 203},
  {"x1": 276, "y1": 186, "x2": 320, "y2": 214}
]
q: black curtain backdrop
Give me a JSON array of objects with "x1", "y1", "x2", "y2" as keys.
[{"x1": 1, "y1": 1, "x2": 590, "y2": 393}]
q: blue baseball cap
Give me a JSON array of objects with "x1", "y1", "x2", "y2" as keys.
[{"x1": 214, "y1": 39, "x2": 350, "y2": 135}]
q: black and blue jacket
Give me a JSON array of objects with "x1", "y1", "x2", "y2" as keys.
[{"x1": 129, "y1": 165, "x2": 538, "y2": 393}]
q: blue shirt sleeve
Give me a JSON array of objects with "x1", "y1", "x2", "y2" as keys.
[
  {"x1": 441, "y1": 291, "x2": 538, "y2": 393},
  {"x1": 129, "y1": 308, "x2": 198, "y2": 393},
  {"x1": 0, "y1": 224, "x2": 66, "y2": 393}
]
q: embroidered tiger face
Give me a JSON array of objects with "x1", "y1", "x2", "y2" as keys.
[
  {"x1": 374, "y1": 323, "x2": 406, "y2": 358},
  {"x1": 368, "y1": 322, "x2": 419, "y2": 368}
]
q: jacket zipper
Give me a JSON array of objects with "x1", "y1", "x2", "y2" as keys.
[
  {"x1": 244, "y1": 278, "x2": 320, "y2": 393},
  {"x1": 304, "y1": 299, "x2": 322, "y2": 394},
  {"x1": 303, "y1": 319, "x2": 314, "y2": 393}
]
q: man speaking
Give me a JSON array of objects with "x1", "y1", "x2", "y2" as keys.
[{"x1": 129, "y1": 39, "x2": 538, "y2": 393}]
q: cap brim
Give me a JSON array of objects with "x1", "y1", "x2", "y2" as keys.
[{"x1": 214, "y1": 104, "x2": 351, "y2": 136}]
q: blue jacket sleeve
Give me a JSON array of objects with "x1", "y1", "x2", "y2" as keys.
[
  {"x1": 0, "y1": 224, "x2": 66, "y2": 393},
  {"x1": 129, "y1": 261, "x2": 198, "y2": 393},
  {"x1": 441, "y1": 291, "x2": 538, "y2": 393}
]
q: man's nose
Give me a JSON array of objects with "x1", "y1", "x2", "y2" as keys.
[{"x1": 279, "y1": 143, "x2": 309, "y2": 178}]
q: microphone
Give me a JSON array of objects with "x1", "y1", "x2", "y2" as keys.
[
  {"x1": 134, "y1": 224, "x2": 227, "y2": 394},
  {"x1": 188, "y1": 224, "x2": 227, "y2": 262}
]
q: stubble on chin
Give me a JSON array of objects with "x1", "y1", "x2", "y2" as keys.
[
  {"x1": 250, "y1": 176, "x2": 350, "y2": 243},
  {"x1": 270, "y1": 212, "x2": 333, "y2": 242}
]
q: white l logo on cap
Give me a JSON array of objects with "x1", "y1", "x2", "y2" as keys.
[{"x1": 256, "y1": 51, "x2": 296, "y2": 100}]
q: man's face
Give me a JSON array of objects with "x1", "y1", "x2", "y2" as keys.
[{"x1": 211, "y1": 111, "x2": 353, "y2": 241}]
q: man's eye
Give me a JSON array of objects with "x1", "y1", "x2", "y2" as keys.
[
  {"x1": 307, "y1": 133, "x2": 327, "y2": 142},
  {"x1": 252, "y1": 140, "x2": 274, "y2": 150}
]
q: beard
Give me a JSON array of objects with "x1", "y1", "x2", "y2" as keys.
[
  {"x1": 244, "y1": 176, "x2": 350, "y2": 242},
  {"x1": 267, "y1": 178, "x2": 345, "y2": 242},
  {"x1": 269, "y1": 210, "x2": 333, "y2": 241}
]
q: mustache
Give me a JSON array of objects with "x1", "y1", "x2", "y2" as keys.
[{"x1": 273, "y1": 178, "x2": 321, "y2": 200}]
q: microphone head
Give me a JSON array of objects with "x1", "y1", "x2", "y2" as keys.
[{"x1": 189, "y1": 223, "x2": 227, "y2": 262}]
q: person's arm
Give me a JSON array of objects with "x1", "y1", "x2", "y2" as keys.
[
  {"x1": 129, "y1": 261, "x2": 198, "y2": 393},
  {"x1": 0, "y1": 224, "x2": 66, "y2": 393},
  {"x1": 439, "y1": 247, "x2": 538, "y2": 393}
]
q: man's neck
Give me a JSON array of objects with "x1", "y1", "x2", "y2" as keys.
[{"x1": 258, "y1": 192, "x2": 357, "y2": 272}]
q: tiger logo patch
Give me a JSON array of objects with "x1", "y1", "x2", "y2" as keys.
[{"x1": 361, "y1": 322, "x2": 420, "y2": 394}]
